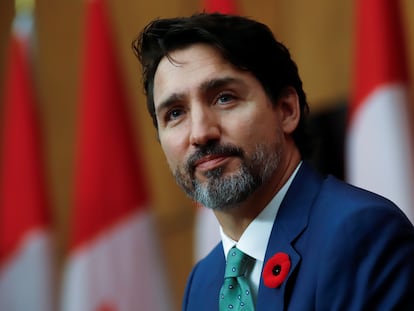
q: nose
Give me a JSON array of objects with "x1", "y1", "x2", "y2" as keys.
[{"x1": 189, "y1": 106, "x2": 220, "y2": 146}]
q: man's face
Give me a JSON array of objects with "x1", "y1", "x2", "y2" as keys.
[{"x1": 153, "y1": 44, "x2": 288, "y2": 210}]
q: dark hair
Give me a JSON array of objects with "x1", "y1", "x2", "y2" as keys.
[{"x1": 132, "y1": 13, "x2": 312, "y2": 158}]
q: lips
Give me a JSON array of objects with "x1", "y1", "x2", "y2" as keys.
[
  {"x1": 186, "y1": 143, "x2": 244, "y2": 175},
  {"x1": 194, "y1": 154, "x2": 230, "y2": 171}
]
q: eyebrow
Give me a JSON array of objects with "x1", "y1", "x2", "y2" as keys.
[
  {"x1": 155, "y1": 76, "x2": 246, "y2": 117},
  {"x1": 155, "y1": 93, "x2": 185, "y2": 117},
  {"x1": 199, "y1": 76, "x2": 245, "y2": 93}
]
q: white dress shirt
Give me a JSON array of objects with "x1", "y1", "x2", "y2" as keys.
[{"x1": 220, "y1": 162, "x2": 301, "y2": 301}]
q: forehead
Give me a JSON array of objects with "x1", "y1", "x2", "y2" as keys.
[
  {"x1": 153, "y1": 44, "x2": 237, "y2": 104},
  {"x1": 155, "y1": 43, "x2": 228, "y2": 78}
]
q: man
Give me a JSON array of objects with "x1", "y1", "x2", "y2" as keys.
[{"x1": 133, "y1": 13, "x2": 414, "y2": 310}]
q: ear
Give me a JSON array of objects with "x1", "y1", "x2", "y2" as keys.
[{"x1": 277, "y1": 87, "x2": 300, "y2": 134}]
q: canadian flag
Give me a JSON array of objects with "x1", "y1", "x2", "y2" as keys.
[
  {"x1": 347, "y1": 0, "x2": 414, "y2": 223},
  {"x1": 60, "y1": 0, "x2": 171, "y2": 310},
  {"x1": 193, "y1": 0, "x2": 241, "y2": 262},
  {"x1": 0, "y1": 8, "x2": 54, "y2": 311}
]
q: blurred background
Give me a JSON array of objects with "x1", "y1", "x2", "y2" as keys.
[{"x1": 0, "y1": 0, "x2": 413, "y2": 311}]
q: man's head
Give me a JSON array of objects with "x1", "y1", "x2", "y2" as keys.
[
  {"x1": 133, "y1": 13, "x2": 311, "y2": 157},
  {"x1": 132, "y1": 13, "x2": 310, "y2": 210}
]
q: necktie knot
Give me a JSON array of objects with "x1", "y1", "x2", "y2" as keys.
[
  {"x1": 225, "y1": 247, "x2": 254, "y2": 278},
  {"x1": 219, "y1": 247, "x2": 255, "y2": 310}
]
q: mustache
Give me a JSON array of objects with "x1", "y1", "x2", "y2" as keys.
[{"x1": 186, "y1": 142, "x2": 244, "y2": 174}]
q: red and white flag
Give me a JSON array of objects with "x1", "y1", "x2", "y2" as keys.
[
  {"x1": 60, "y1": 0, "x2": 171, "y2": 310},
  {"x1": 193, "y1": 0, "x2": 241, "y2": 262},
  {"x1": 0, "y1": 5, "x2": 54, "y2": 311},
  {"x1": 347, "y1": 0, "x2": 414, "y2": 223}
]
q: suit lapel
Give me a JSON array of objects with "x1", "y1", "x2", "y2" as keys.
[{"x1": 256, "y1": 162, "x2": 322, "y2": 310}]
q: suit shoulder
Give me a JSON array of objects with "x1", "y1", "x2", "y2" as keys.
[
  {"x1": 304, "y1": 175, "x2": 414, "y2": 256},
  {"x1": 319, "y1": 175, "x2": 409, "y2": 220}
]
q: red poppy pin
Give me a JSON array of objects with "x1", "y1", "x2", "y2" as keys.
[{"x1": 262, "y1": 252, "x2": 291, "y2": 288}]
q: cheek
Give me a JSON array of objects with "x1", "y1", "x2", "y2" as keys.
[
  {"x1": 159, "y1": 131, "x2": 187, "y2": 170},
  {"x1": 224, "y1": 108, "x2": 279, "y2": 145},
  {"x1": 222, "y1": 119, "x2": 262, "y2": 159},
  {"x1": 160, "y1": 140, "x2": 177, "y2": 170}
]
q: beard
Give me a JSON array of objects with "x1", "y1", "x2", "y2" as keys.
[{"x1": 173, "y1": 141, "x2": 281, "y2": 211}]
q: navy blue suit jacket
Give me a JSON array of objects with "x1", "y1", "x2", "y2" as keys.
[{"x1": 182, "y1": 162, "x2": 414, "y2": 310}]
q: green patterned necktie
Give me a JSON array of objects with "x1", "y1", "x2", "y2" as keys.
[{"x1": 219, "y1": 247, "x2": 255, "y2": 310}]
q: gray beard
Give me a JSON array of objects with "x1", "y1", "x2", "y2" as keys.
[{"x1": 173, "y1": 143, "x2": 281, "y2": 211}]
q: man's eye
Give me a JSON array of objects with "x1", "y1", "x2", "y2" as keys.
[
  {"x1": 166, "y1": 108, "x2": 184, "y2": 121},
  {"x1": 216, "y1": 93, "x2": 235, "y2": 105}
]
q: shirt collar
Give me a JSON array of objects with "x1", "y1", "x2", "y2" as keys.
[{"x1": 221, "y1": 162, "x2": 302, "y2": 262}]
